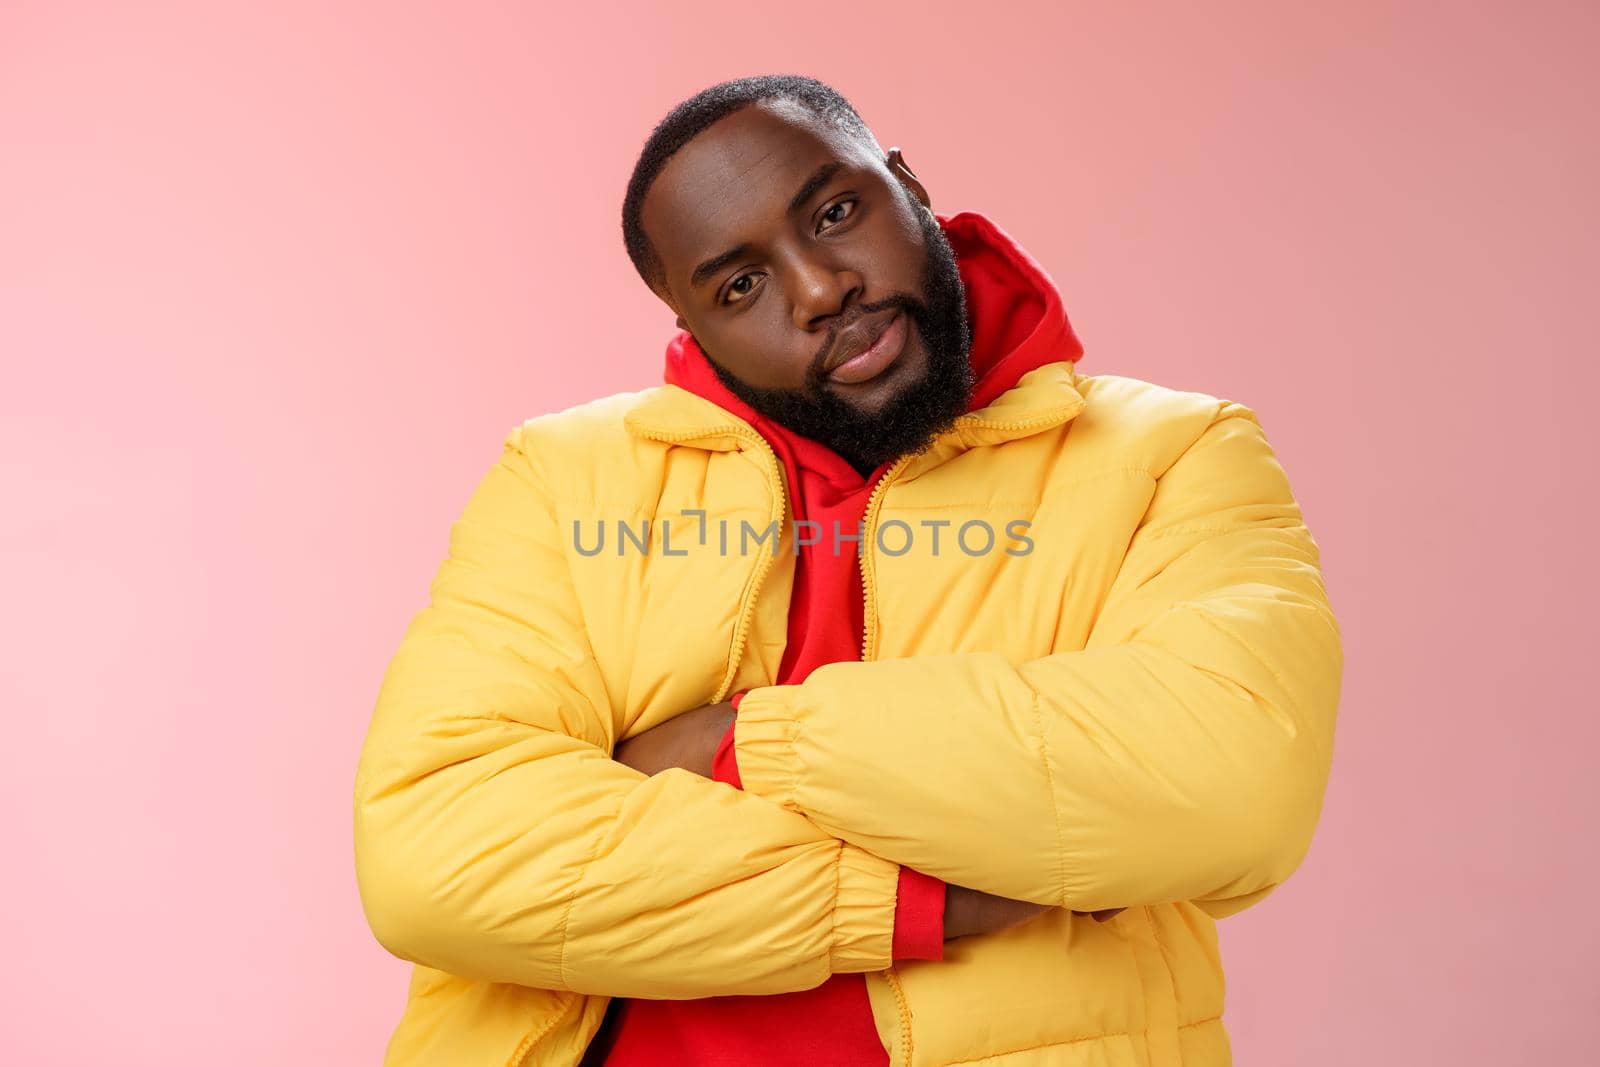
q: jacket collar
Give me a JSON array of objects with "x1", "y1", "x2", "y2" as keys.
[{"x1": 624, "y1": 362, "x2": 1084, "y2": 454}]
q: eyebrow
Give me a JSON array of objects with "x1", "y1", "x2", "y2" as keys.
[
  {"x1": 687, "y1": 161, "x2": 848, "y2": 291},
  {"x1": 687, "y1": 244, "x2": 752, "y2": 293},
  {"x1": 786, "y1": 160, "x2": 847, "y2": 215}
]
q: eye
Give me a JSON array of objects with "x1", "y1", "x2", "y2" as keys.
[
  {"x1": 721, "y1": 270, "x2": 765, "y2": 306},
  {"x1": 818, "y1": 197, "x2": 858, "y2": 232}
]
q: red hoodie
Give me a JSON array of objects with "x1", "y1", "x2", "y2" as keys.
[{"x1": 582, "y1": 210, "x2": 1084, "y2": 1067}]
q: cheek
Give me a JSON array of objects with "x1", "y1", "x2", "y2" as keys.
[
  {"x1": 705, "y1": 310, "x2": 813, "y2": 391},
  {"x1": 860, "y1": 212, "x2": 927, "y2": 292}
]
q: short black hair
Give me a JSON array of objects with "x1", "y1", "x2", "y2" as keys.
[{"x1": 621, "y1": 74, "x2": 881, "y2": 295}]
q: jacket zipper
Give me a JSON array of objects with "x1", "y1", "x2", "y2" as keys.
[
  {"x1": 857, "y1": 410, "x2": 1068, "y2": 662},
  {"x1": 510, "y1": 990, "x2": 585, "y2": 1067},
  {"x1": 857, "y1": 454, "x2": 913, "y2": 663},
  {"x1": 857, "y1": 412, "x2": 1074, "y2": 1067},
  {"x1": 628, "y1": 423, "x2": 788, "y2": 703}
]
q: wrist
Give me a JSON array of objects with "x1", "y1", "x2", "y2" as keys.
[
  {"x1": 710, "y1": 692, "x2": 745, "y2": 787},
  {"x1": 892, "y1": 867, "x2": 945, "y2": 960}
]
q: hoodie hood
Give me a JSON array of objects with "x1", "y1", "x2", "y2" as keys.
[{"x1": 662, "y1": 209, "x2": 1084, "y2": 477}]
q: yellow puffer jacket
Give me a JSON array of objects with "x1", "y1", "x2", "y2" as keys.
[{"x1": 353, "y1": 358, "x2": 1342, "y2": 1067}]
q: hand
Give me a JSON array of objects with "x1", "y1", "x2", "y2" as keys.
[
  {"x1": 613, "y1": 701, "x2": 736, "y2": 779},
  {"x1": 1079, "y1": 907, "x2": 1126, "y2": 922},
  {"x1": 943, "y1": 885, "x2": 1052, "y2": 940},
  {"x1": 944, "y1": 886, "x2": 1124, "y2": 940}
]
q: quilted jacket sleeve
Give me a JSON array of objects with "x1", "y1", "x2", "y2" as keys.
[
  {"x1": 352, "y1": 426, "x2": 900, "y2": 999},
  {"x1": 730, "y1": 404, "x2": 1343, "y2": 915}
]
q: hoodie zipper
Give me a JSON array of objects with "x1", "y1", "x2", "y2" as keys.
[{"x1": 628, "y1": 423, "x2": 788, "y2": 703}]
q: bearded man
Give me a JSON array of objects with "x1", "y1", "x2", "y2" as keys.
[{"x1": 354, "y1": 73, "x2": 1343, "y2": 1067}]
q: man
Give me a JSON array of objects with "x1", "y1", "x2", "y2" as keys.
[{"x1": 353, "y1": 74, "x2": 1342, "y2": 1067}]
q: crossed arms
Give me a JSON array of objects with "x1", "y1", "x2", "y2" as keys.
[{"x1": 352, "y1": 406, "x2": 1341, "y2": 999}]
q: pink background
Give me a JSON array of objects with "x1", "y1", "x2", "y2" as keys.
[{"x1": 3, "y1": 2, "x2": 1595, "y2": 1063}]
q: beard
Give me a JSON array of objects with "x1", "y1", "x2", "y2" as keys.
[{"x1": 701, "y1": 204, "x2": 973, "y2": 477}]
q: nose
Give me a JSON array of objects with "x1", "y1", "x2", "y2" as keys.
[{"x1": 789, "y1": 253, "x2": 863, "y2": 331}]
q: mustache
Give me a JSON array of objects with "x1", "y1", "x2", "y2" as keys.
[{"x1": 808, "y1": 295, "x2": 922, "y2": 383}]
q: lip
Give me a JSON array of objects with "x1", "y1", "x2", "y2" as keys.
[{"x1": 823, "y1": 309, "x2": 908, "y2": 385}]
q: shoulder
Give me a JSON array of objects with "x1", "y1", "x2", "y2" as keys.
[
  {"x1": 496, "y1": 387, "x2": 676, "y2": 502},
  {"x1": 1069, "y1": 370, "x2": 1263, "y2": 479}
]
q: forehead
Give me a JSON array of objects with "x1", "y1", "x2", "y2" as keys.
[{"x1": 641, "y1": 99, "x2": 880, "y2": 293}]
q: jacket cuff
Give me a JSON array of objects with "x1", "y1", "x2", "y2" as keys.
[
  {"x1": 711, "y1": 691, "x2": 746, "y2": 789},
  {"x1": 728, "y1": 685, "x2": 802, "y2": 809},
  {"x1": 891, "y1": 867, "x2": 947, "y2": 961},
  {"x1": 830, "y1": 843, "x2": 900, "y2": 972}
]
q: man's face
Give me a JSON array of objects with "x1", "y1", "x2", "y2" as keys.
[{"x1": 639, "y1": 99, "x2": 973, "y2": 472}]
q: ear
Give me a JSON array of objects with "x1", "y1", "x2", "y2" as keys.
[
  {"x1": 885, "y1": 147, "x2": 932, "y2": 214},
  {"x1": 652, "y1": 285, "x2": 688, "y2": 331}
]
